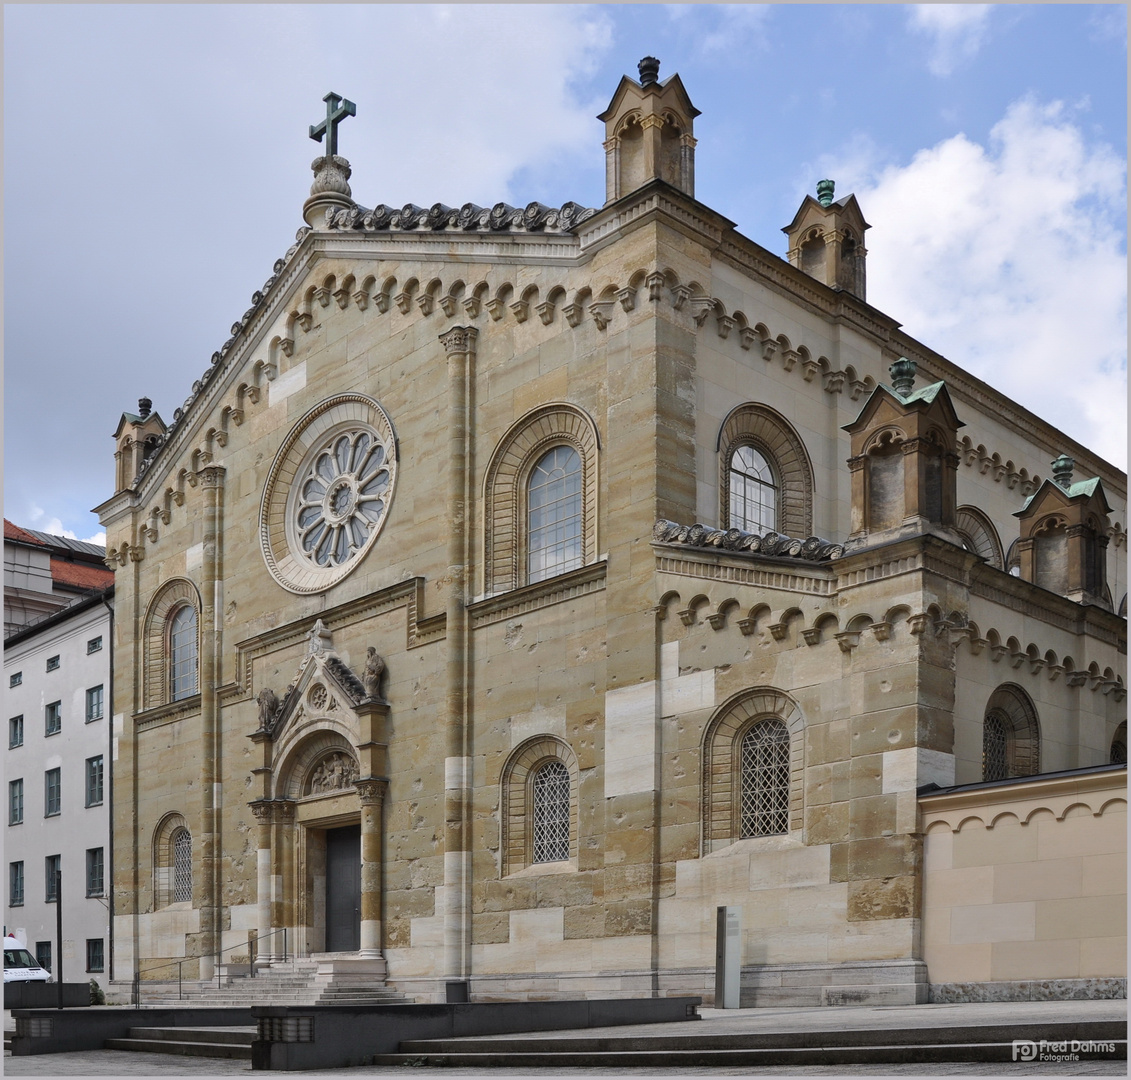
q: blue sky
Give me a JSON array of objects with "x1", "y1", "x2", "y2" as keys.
[{"x1": 4, "y1": 4, "x2": 1126, "y2": 542}]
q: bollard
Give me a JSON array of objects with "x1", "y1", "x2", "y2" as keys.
[{"x1": 714, "y1": 905, "x2": 741, "y2": 1009}]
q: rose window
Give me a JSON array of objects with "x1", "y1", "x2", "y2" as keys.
[
  {"x1": 260, "y1": 394, "x2": 398, "y2": 594},
  {"x1": 295, "y1": 431, "x2": 391, "y2": 567}
]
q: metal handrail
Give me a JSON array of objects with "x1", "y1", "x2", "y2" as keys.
[{"x1": 131, "y1": 926, "x2": 289, "y2": 1007}]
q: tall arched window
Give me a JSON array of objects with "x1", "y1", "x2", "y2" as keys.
[
  {"x1": 527, "y1": 446, "x2": 583, "y2": 583},
  {"x1": 1111, "y1": 722, "x2": 1127, "y2": 765},
  {"x1": 982, "y1": 711, "x2": 1009, "y2": 782},
  {"x1": 531, "y1": 760, "x2": 570, "y2": 863},
  {"x1": 172, "y1": 828, "x2": 192, "y2": 903},
  {"x1": 729, "y1": 446, "x2": 777, "y2": 534},
  {"x1": 740, "y1": 719, "x2": 790, "y2": 837},
  {"x1": 484, "y1": 403, "x2": 600, "y2": 594},
  {"x1": 168, "y1": 605, "x2": 198, "y2": 702},
  {"x1": 717, "y1": 404, "x2": 813, "y2": 538},
  {"x1": 143, "y1": 579, "x2": 202, "y2": 710}
]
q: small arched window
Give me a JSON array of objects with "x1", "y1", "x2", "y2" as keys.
[
  {"x1": 982, "y1": 712, "x2": 1009, "y2": 782},
  {"x1": 740, "y1": 719, "x2": 790, "y2": 837},
  {"x1": 1111, "y1": 722, "x2": 1128, "y2": 766},
  {"x1": 729, "y1": 446, "x2": 777, "y2": 534},
  {"x1": 168, "y1": 605, "x2": 198, "y2": 702},
  {"x1": 172, "y1": 828, "x2": 192, "y2": 903},
  {"x1": 531, "y1": 760, "x2": 571, "y2": 863},
  {"x1": 981, "y1": 684, "x2": 1040, "y2": 781},
  {"x1": 527, "y1": 446, "x2": 583, "y2": 583}
]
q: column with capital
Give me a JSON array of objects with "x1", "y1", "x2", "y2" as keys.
[
  {"x1": 355, "y1": 686, "x2": 390, "y2": 960},
  {"x1": 250, "y1": 801, "x2": 274, "y2": 965}
]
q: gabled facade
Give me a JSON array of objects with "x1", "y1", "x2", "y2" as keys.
[{"x1": 97, "y1": 60, "x2": 1125, "y2": 1005}]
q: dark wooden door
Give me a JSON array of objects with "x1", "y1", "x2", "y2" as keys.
[{"x1": 325, "y1": 824, "x2": 361, "y2": 952}]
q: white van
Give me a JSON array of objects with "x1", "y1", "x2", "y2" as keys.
[{"x1": 3, "y1": 935, "x2": 52, "y2": 983}]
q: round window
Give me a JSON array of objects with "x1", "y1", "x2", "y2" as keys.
[{"x1": 260, "y1": 394, "x2": 398, "y2": 593}]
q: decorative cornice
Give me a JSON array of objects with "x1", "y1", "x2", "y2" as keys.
[
  {"x1": 653, "y1": 518, "x2": 844, "y2": 561},
  {"x1": 134, "y1": 694, "x2": 202, "y2": 731},
  {"x1": 326, "y1": 199, "x2": 597, "y2": 235},
  {"x1": 654, "y1": 551, "x2": 833, "y2": 596}
]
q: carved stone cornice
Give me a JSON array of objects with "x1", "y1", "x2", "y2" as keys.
[
  {"x1": 655, "y1": 550, "x2": 833, "y2": 597},
  {"x1": 325, "y1": 199, "x2": 597, "y2": 235},
  {"x1": 134, "y1": 694, "x2": 202, "y2": 731}
]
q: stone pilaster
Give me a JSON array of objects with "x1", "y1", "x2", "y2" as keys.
[{"x1": 356, "y1": 777, "x2": 388, "y2": 958}]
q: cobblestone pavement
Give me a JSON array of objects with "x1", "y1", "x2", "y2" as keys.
[{"x1": 2, "y1": 1049, "x2": 1125, "y2": 1076}]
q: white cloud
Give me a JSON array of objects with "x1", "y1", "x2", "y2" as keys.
[
  {"x1": 907, "y1": 4, "x2": 992, "y2": 76},
  {"x1": 668, "y1": 4, "x2": 771, "y2": 54},
  {"x1": 827, "y1": 97, "x2": 1127, "y2": 467}
]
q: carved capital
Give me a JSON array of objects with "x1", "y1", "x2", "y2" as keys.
[
  {"x1": 198, "y1": 465, "x2": 226, "y2": 489},
  {"x1": 440, "y1": 326, "x2": 477, "y2": 355},
  {"x1": 249, "y1": 800, "x2": 274, "y2": 823},
  {"x1": 309, "y1": 154, "x2": 352, "y2": 198},
  {"x1": 356, "y1": 777, "x2": 388, "y2": 806}
]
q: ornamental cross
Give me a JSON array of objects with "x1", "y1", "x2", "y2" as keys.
[{"x1": 309, "y1": 92, "x2": 356, "y2": 158}]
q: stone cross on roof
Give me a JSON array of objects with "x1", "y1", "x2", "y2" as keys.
[{"x1": 309, "y1": 92, "x2": 356, "y2": 158}]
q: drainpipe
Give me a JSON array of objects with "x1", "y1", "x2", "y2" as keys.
[
  {"x1": 99, "y1": 587, "x2": 115, "y2": 984},
  {"x1": 439, "y1": 326, "x2": 475, "y2": 996}
]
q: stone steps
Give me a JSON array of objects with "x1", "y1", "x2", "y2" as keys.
[
  {"x1": 105, "y1": 1025, "x2": 255, "y2": 1060},
  {"x1": 370, "y1": 1018, "x2": 1127, "y2": 1069}
]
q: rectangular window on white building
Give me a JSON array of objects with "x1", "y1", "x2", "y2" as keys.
[
  {"x1": 9, "y1": 779, "x2": 23, "y2": 825},
  {"x1": 9, "y1": 671, "x2": 22, "y2": 687},
  {"x1": 9, "y1": 861, "x2": 24, "y2": 906},
  {"x1": 9, "y1": 715, "x2": 23, "y2": 748},
  {"x1": 45, "y1": 768, "x2": 61, "y2": 817},
  {"x1": 86, "y1": 938, "x2": 104, "y2": 972},
  {"x1": 86, "y1": 847, "x2": 104, "y2": 896},
  {"x1": 85, "y1": 686, "x2": 104, "y2": 723},
  {"x1": 45, "y1": 855, "x2": 60, "y2": 903},
  {"x1": 87, "y1": 636, "x2": 103, "y2": 654},
  {"x1": 85, "y1": 757, "x2": 104, "y2": 807},
  {"x1": 45, "y1": 655, "x2": 60, "y2": 672},
  {"x1": 45, "y1": 701, "x2": 61, "y2": 736},
  {"x1": 36, "y1": 941, "x2": 51, "y2": 972}
]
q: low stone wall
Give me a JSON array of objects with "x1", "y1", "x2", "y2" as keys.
[{"x1": 920, "y1": 766, "x2": 1126, "y2": 1001}]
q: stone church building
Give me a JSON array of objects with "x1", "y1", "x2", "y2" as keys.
[{"x1": 97, "y1": 60, "x2": 1127, "y2": 1005}]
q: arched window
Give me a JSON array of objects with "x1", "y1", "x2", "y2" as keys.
[
  {"x1": 153, "y1": 812, "x2": 191, "y2": 908},
  {"x1": 143, "y1": 579, "x2": 202, "y2": 710},
  {"x1": 527, "y1": 446, "x2": 583, "y2": 583},
  {"x1": 483, "y1": 403, "x2": 600, "y2": 593},
  {"x1": 702, "y1": 688, "x2": 805, "y2": 853},
  {"x1": 982, "y1": 712, "x2": 1009, "y2": 782},
  {"x1": 531, "y1": 760, "x2": 571, "y2": 863},
  {"x1": 717, "y1": 404, "x2": 813, "y2": 538},
  {"x1": 729, "y1": 447, "x2": 777, "y2": 534},
  {"x1": 172, "y1": 828, "x2": 192, "y2": 903},
  {"x1": 168, "y1": 605, "x2": 198, "y2": 702},
  {"x1": 1111, "y1": 722, "x2": 1127, "y2": 766},
  {"x1": 499, "y1": 736, "x2": 579, "y2": 874},
  {"x1": 740, "y1": 719, "x2": 790, "y2": 837},
  {"x1": 981, "y1": 684, "x2": 1040, "y2": 781}
]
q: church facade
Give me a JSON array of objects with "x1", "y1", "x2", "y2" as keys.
[{"x1": 97, "y1": 61, "x2": 1126, "y2": 1005}]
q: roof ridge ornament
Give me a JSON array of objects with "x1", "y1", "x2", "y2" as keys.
[
  {"x1": 1051, "y1": 454, "x2": 1075, "y2": 489},
  {"x1": 638, "y1": 56, "x2": 660, "y2": 86},
  {"x1": 816, "y1": 179, "x2": 835, "y2": 208},
  {"x1": 889, "y1": 357, "x2": 916, "y2": 398},
  {"x1": 309, "y1": 92, "x2": 355, "y2": 160}
]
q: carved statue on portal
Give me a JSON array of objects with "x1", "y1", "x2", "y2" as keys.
[
  {"x1": 363, "y1": 647, "x2": 386, "y2": 700},
  {"x1": 256, "y1": 687, "x2": 278, "y2": 730},
  {"x1": 307, "y1": 751, "x2": 359, "y2": 795}
]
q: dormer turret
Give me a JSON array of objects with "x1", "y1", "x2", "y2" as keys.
[
  {"x1": 113, "y1": 397, "x2": 167, "y2": 493},
  {"x1": 783, "y1": 180, "x2": 870, "y2": 299},
  {"x1": 597, "y1": 57, "x2": 700, "y2": 204},
  {"x1": 1014, "y1": 455, "x2": 1112, "y2": 608}
]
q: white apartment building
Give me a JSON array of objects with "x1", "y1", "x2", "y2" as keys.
[{"x1": 5, "y1": 589, "x2": 113, "y2": 991}]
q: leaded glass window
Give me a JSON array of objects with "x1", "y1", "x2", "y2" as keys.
[
  {"x1": 527, "y1": 446, "x2": 583, "y2": 583},
  {"x1": 1111, "y1": 739, "x2": 1127, "y2": 765},
  {"x1": 729, "y1": 446, "x2": 777, "y2": 534},
  {"x1": 172, "y1": 828, "x2": 192, "y2": 903},
  {"x1": 531, "y1": 760, "x2": 570, "y2": 863},
  {"x1": 983, "y1": 711, "x2": 1008, "y2": 782},
  {"x1": 740, "y1": 720, "x2": 790, "y2": 837},
  {"x1": 169, "y1": 605, "x2": 198, "y2": 701}
]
